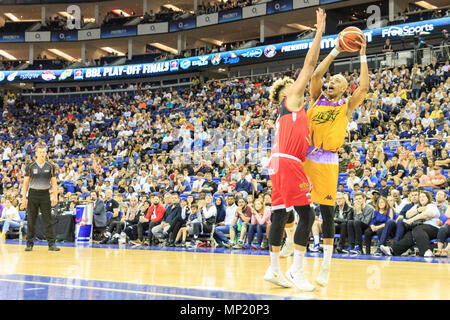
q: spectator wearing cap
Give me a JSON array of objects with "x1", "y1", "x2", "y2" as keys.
[{"x1": 368, "y1": 189, "x2": 381, "y2": 208}]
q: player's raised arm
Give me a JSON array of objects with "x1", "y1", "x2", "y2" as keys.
[
  {"x1": 347, "y1": 37, "x2": 369, "y2": 118},
  {"x1": 285, "y1": 8, "x2": 326, "y2": 111},
  {"x1": 310, "y1": 42, "x2": 343, "y2": 102}
]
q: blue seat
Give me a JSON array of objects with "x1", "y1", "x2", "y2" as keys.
[{"x1": 18, "y1": 211, "x2": 26, "y2": 220}]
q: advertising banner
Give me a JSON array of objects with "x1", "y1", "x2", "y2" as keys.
[
  {"x1": 2, "y1": 17, "x2": 448, "y2": 83},
  {"x1": 219, "y1": 8, "x2": 242, "y2": 23},
  {"x1": 242, "y1": 4, "x2": 267, "y2": 19},
  {"x1": 293, "y1": 0, "x2": 319, "y2": 9},
  {"x1": 169, "y1": 17, "x2": 197, "y2": 32},
  {"x1": 196, "y1": 13, "x2": 219, "y2": 27},
  {"x1": 266, "y1": 0, "x2": 293, "y2": 14},
  {"x1": 25, "y1": 31, "x2": 51, "y2": 42},
  {"x1": 51, "y1": 30, "x2": 78, "y2": 42},
  {"x1": 101, "y1": 25, "x2": 137, "y2": 38},
  {"x1": 137, "y1": 22, "x2": 169, "y2": 35},
  {"x1": 78, "y1": 28, "x2": 101, "y2": 40},
  {"x1": 0, "y1": 32, "x2": 24, "y2": 42}
]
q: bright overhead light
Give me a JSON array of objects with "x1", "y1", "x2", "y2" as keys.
[
  {"x1": 163, "y1": 4, "x2": 184, "y2": 12},
  {"x1": 101, "y1": 47, "x2": 125, "y2": 55},
  {"x1": 414, "y1": 1, "x2": 437, "y2": 9},
  {"x1": 48, "y1": 49, "x2": 77, "y2": 61},
  {"x1": 111, "y1": 9, "x2": 130, "y2": 17},
  {"x1": 4, "y1": 13, "x2": 20, "y2": 22},
  {"x1": 0, "y1": 50, "x2": 17, "y2": 60},
  {"x1": 200, "y1": 38, "x2": 223, "y2": 46},
  {"x1": 286, "y1": 23, "x2": 314, "y2": 31},
  {"x1": 150, "y1": 43, "x2": 178, "y2": 55},
  {"x1": 58, "y1": 11, "x2": 74, "y2": 19}
]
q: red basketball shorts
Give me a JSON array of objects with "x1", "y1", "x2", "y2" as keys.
[{"x1": 268, "y1": 156, "x2": 312, "y2": 211}]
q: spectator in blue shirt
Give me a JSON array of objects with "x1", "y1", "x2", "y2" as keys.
[
  {"x1": 79, "y1": 186, "x2": 90, "y2": 201},
  {"x1": 360, "y1": 168, "x2": 378, "y2": 189},
  {"x1": 364, "y1": 196, "x2": 395, "y2": 255},
  {"x1": 235, "y1": 172, "x2": 252, "y2": 196}
]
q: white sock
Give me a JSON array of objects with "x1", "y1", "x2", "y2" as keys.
[
  {"x1": 313, "y1": 235, "x2": 320, "y2": 245},
  {"x1": 270, "y1": 251, "x2": 281, "y2": 273},
  {"x1": 285, "y1": 226, "x2": 295, "y2": 244},
  {"x1": 290, "y1": 249, "x2": 306, "y2": 274},
  {"x1": 322, "y1": 245, "x2": 333, "y2": 268}
]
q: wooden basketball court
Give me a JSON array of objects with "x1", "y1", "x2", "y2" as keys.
[{"x1": 0, "y1": 240, "x2": 449, "y2": 300}]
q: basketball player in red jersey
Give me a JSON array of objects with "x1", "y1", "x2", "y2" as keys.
[{"x1": 264, "y1": 8, "x2": 326, "y2": 292}]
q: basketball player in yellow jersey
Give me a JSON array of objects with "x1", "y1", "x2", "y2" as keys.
[{"x1": 304, "y1": 37, "x2": 369, "y2": 286}]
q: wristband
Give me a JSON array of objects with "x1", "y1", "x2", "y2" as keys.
[
  {"x1": 330, "y1": 48, "x2": 340, "y2": 57},
  {"x1": 360, "y1": 55, "x2": 367, "y2": 63}
]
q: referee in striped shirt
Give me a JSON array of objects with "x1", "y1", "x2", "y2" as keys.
[{"x1": 21, "y1": 143, "x2": 60, "y2": 251}]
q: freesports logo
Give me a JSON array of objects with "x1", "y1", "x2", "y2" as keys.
[{"x1": 381, "y1": 23, "x2": 434, "y2": 37}]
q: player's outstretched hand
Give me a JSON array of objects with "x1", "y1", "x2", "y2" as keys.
[
  {"x1": 355, "y1": 35, "x2": 367, "y2": 56},
  {"x1": 314, "y1": 8, "x2": 326, "y2": 33}
]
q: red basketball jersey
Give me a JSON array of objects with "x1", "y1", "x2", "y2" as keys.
[{"x1": 271, "y1": 97, "x2": 310, "y2": 162}]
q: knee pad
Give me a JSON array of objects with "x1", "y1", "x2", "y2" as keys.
[
  {"x1": 320, "y1": 204, "x2": 335, "y2": 239},
  {"x1": 286, "y1": 210, "x2": 295, "y2": 224},
  {"x1": 268, "y1": 209, "x2": 288, "y2": 247},
  {"x1": 293, "y1": 205, "x2": 315, "y2": 246}
]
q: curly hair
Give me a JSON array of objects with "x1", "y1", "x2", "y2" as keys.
[{"x1": 269, "y1": 77, "x2": 294, "y2": 104}]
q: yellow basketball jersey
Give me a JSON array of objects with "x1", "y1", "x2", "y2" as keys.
[{"x1": 307, "y1": 93, "x2": 348, "y2": 152}]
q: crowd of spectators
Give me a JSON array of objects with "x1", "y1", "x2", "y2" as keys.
[{"x1": 0, "y1": 56, "x2": 449, "y2": 255}]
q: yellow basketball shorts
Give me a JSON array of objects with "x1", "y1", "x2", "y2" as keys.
[{"x1": 304, "y1": 147, "x2": 339, "y2": 206}]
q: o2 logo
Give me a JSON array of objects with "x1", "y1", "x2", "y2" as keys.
[{"x1": 66, "y1": 5, "x2": 81, "y2": 30}]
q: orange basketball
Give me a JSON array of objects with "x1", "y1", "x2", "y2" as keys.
[{"x1": 338, "y1": 27, "x2": 365, "y2": 52}]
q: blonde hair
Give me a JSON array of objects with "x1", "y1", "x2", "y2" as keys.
[{"x1": 269, "y1": 77, "x2": 294, "y2": 103}]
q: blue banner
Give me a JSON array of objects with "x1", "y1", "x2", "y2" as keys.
[
  {"x1": 0, "y1": 17, "x2": 448, "y2": 83},
  {"x1": 51, "y1": 30, "x2": 78, "y2": 42},
  {"x1": 100, "y1": 26, "x2": 137, "y2": 38},
  {"x1": 219, "y1": 8, "x2": 242, "y2": 23},
  {"x1": 0, "y1": 32, "x2": 24, "y2": 42},
  {"x1": 267, "y1": 0, "x2": 293, "y2": 14},
  {"x1": 169, "y1": 17, "x2": 197, "y2": 32}
]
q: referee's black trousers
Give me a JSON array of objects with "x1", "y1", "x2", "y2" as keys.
[{"x1": 27, "y1": 189, "x2": 55, "y2": 246}]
